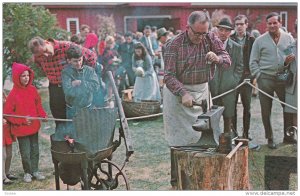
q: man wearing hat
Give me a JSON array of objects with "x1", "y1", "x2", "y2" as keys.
[
  {"x1": 156, "y1": 27, "x2": 170, "y2": 86},
  {"x1": 157, "y1": 27, "x2": 170, "y2": 45},
  {"x1": 210, "y1": 17, "x2": 244, "y2": 134}
]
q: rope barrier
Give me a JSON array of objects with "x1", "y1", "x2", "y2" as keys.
[
  {"x1": 120, "y1": 112, "x2": 163, "y2": 121},
  {"x1": 3, "y1": 112, "x2": 163, "y2": 122},
  {"x1": 245, "y1": 81, "x2": 297, "y2": 111},
  {"x1": 211, "y1": 80, "x2": 247, "y2": 101},
  {"x1": 2, "y1": 79, "x2": 296, "y2": 122},
  {"x1": 3, "y1": 114, "x2": 72, "y2": 122}
]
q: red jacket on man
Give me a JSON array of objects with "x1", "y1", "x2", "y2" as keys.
[{"x1": 4, "y1": 62, "x2": 47, "y2": 137}]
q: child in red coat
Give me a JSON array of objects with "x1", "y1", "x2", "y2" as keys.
[
  {"x1": 2, "y1": 91, "x2": 18, "y2": 185},
  {"x1": 4, "y1": 62, "x2": 47, "y2": 183}
]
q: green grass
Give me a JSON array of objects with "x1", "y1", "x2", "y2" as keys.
[{"x1": 3, "y1": 88, "x2": 297, "y2": 191}]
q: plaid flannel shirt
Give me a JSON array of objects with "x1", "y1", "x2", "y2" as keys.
[
  {"x1": 163, "y1": 31, "x2": 231, "y2": 96},
  {"x1": 34, "y1": 38, "x2": 97, "y2": 84}
]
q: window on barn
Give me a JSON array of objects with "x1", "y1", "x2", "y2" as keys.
[
  {"x1": 280, "y1": 11, "x2": 288, "y2": 29},
  {"x1": 66, "y1": 18, "x2": 79, "y2": 35}
]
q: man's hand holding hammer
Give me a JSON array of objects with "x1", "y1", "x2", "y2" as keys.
[{"x1": 181, "y1": 93, "x2": 194, "y2": 107}]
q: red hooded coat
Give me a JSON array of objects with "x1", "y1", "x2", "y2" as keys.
[
  {"x1": 3, "y1": 92, "x2": 16, "y2": 146},
  {"x1": 4, "y1": 62, "x2": 47, "y2": 137}
]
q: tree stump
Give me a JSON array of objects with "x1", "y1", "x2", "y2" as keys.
[{"x1": 173, "y1": 146, "x2": 249, "y2": 190}]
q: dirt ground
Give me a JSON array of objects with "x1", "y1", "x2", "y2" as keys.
[{"x1": 2, "y1": 87, "x2": 298, "y2": 191}]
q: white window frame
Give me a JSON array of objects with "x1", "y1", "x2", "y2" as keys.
[
  {"x1": 66, "y1": 18, "x2": 80, "y2": 34},
  {"x1": 280, "y1": 11, "x2": 288, "y2": 29},
  {"x1": 124, "y1": 15, "x2": 172, "y2": 33}
]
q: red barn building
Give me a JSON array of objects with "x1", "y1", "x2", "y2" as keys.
[{"x1": 34, "y1": 2, "x2": 297, "y2": 37}]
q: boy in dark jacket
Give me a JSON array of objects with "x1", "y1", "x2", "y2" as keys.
[
  {"x1": 4, "y1": 62, "x2": 47, "y2": 183},
  {"x1": 62, "y1": 45, "x2": 100, "y2": 118}
]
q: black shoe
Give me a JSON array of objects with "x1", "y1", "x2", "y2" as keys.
[
  {"x1": 6, "y1": 174, "x2": 18, "y2": 180},
  {"x1": 268, "y1": 139, "x2": 277, "y2": 149},
  {"x1": 283, "y1": 137, "x2": 297, "y2": 144},
  {"x1": 3, "y1": 178, "x2": 13, "y2": 185}
]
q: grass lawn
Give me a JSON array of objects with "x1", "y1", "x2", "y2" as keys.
[{"x1": 3, "y1": 87, "x2": 297, "y2": 191}]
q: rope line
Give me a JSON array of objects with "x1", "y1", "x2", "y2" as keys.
[
  {"x1": 245, "y1": 81, "x2": 297, "y2": 111},
  {"x1": 2, "y1": 79, "x2": 296, "y2": 121},
  {"x1": 3, "y1": 114, "x2": 72, "y2": 122},
  {"x1": 211, "y1": 80, "x2": 247, "y2": 101},
  {"x1": 3, "y1": 112, "x2": 162, "y2": 122}
]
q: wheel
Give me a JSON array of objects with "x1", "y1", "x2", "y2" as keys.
[{"x1": 88, "y1": 159, "x2": 130, "y2": 190}]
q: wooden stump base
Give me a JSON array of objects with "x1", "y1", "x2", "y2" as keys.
[{"x1": 173, "y1": 146, "x2": 250, "y2": 190}]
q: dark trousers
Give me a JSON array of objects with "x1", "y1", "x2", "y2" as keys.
[
  {"x1": 49, "y1": 84, "x2": 66, "y2": 127},
  {"x1": 233, "y1": 77, "x2": 253, "y2": 135},
  {"x1": 257, "y1": 74, "x2": 287, "y2": 139},
  {"x1": 17, "y1": 133, "x2": 39, "y2": 174},
  {"x1": 124, "y1": 66, "x2": 136, "y2": 87}
]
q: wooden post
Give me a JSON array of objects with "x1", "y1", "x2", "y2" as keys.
[{"x1": 173, "y1": 146, "x2": 249, "y2": 190}]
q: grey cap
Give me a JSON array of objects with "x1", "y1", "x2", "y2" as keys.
[
  {"x1": 157, "y1": 27, "x2": 169, "y2": 40},
  {"x1": 216, "y1": 18, "x2": 233, "y2": 30}
]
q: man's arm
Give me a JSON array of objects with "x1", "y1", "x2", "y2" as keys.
[
  {"x1": 79, "y1": 68, "x2": 100, "y2": 93},
  {"x1": 163, "y1": 41, "x2": 187, "y2": 97},
  {"x1": 75, "y1": 44, "x2": 97, "y2": 67},
  {"x1": 61, "y1": 68, "x2": 78, "y2": 98},
  {"x1": 210, "y1": 33, "x2": 231, "y2": 68},
  {"x1": 249, "y1": 39, "x2": 261, "y2": 79}
]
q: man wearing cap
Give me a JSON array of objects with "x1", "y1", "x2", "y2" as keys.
[
  {"x1": 157, "y1": 27, "x2": 170, "y2": 66},
  {"x1": 163, "y1": 11, "x2": 231, "y2": 189},
  {"x1": 230, "y1": 15, "x2": 256, "y2": 139},
  {"x1": 156, "y1": 27, "x2": 170, "y2": 86},
  {"x1": 210, "y1": 17, "x2": 244, "y2": 134},
  {"x1": 157, "y1": 27, "x2": 170, "y2": 45}
]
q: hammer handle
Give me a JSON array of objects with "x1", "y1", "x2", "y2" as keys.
[{"x1": 226, "y1": 142, "x2": 243, "y2": 159}]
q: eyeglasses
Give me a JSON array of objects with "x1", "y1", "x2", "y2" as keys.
[
  {"x1": 189, "y1": 26, "x2": 208, "y2": 37},
  {"x1": 235, "y1": 23, "x2": 245, "y2": 26}
]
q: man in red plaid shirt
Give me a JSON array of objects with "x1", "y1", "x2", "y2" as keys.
[
  {"x1": 28, "y1": 36, "x2": 97, "y2": 128},
  {"x1": 163, "y1": 11, "x2": 231, "y2": 189}
]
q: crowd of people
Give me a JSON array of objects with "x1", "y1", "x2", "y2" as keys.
[{"x1": 2, "y1": 10, "x2": 297, "y2": 189}]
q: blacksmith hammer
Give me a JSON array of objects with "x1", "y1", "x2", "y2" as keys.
[{"x1": 225, "y1": 138, "x2": 249, "y2": 159}]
